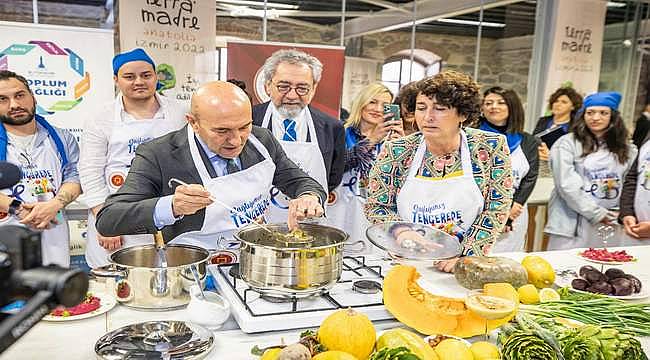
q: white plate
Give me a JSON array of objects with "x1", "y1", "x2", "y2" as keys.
[
  {"x1": 575, "y1": 248, "x2": 638, "y2": 265},
  {"x1": 43, "y1": 292, "x2": 116, "y2": 322},
  {"x1": 555, "y1": 269, "x2": 649, "y2": 300}
]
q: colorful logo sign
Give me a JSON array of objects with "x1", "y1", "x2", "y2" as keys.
[{"x1": 0, "y1": 40, "x2": 91, "y2": 115}]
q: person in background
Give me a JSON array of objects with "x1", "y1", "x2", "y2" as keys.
[
  {"x1": 252, "y1": 49, "x2": 345, "y2": 223},
  {"x1": 0, "y1": 70, "x2": 81, "y2": 267},
  {"x1": 533, "y1": 87, "x2": 583, "y2": 163},
  {"x1": 632, "y1": 103, "x2": 650, "y2": 148},
  {"x1": 326, "y1": 82, "x2": 403, "y2": 245},
  {"x1": 546, "y1": 92, "x2": 638, "y2": 249},
  {"x1": 474, "y1": 86, "x2": 539, "y2": 252},
  {"x1": 394, "y1": 81, "x2": 419, "y2": 136},
  {"x1": 620, "y1": 131, "x2": 650, "y2": 240},
  {"x1": 227, "y1": 78, "x2": 253, "y2": 103},
  {"x1": 365, "y1": 71, "x2": 513, "y2": 272},
  {"x1": 80, "y1": 48, "x2": 187, "y2": 269}
]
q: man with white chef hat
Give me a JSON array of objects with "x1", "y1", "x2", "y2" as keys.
[
  {"x1": 79, "y1": 48, "x2": 187, "y2": 268},
  {"x1": 95, "y1": 81, "x2": 325, "y2": 249}
]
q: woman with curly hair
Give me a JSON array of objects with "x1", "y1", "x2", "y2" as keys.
[
  {"x1": 365, "y1": 70, "x2": 514, "y2": 272},
  {"x1": 326, "y1": 82, "x2": 404, "y2": 247},
  {"x1": 533, "y1": 87, "x2": 584, "y2": 161},
  {"x1": 546, "y1": 92, "x2": 638, "y2": 249}
]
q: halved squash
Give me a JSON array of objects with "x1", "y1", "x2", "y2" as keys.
[{"x1": 383, "y1": 265, "x2": 518, "y2": 338}]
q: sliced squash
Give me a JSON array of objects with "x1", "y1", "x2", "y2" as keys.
[{"x1": 383, "y1": 265, "x2": 518, "y2": 338}]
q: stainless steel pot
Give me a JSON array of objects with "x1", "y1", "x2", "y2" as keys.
[
  {"x1": 235, "y1": 223, "x2": 348, "y2": 297},
  {"x1": 91, "y1": 244, "x2": 209, "y2": 310}
]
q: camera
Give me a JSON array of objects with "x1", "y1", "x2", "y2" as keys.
[{"x1": 0, "y1": 162, "x2": 89, "y2": 354}]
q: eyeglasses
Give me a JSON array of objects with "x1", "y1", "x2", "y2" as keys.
[{"x1": 273, "y1": 82, "x2": 311, "y2": 96}]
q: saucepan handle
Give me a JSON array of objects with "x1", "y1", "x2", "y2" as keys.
[
  {"x1": 343, "y1": 240, "x2": 367, "y2": 254},
  {"x1": 89, "y1": 264, "x2": 127, "y2": 278}
]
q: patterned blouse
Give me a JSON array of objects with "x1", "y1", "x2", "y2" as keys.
[{"x1": 364, "y1": 128, "x2": 514, "y2": 256}]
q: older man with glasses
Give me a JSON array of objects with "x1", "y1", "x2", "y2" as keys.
[{"x1": 252, "y1": 49, "x2": 345, "y2": 223}]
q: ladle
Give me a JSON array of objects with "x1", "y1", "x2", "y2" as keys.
[
  {"x1": 167, "y1": 177, "x2": 274, "y2": 235},
  {"x1": 190, "y1": 264, "x2": 206, "y2": 300}
]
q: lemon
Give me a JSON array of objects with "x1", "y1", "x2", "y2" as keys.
[
  {"x1": 434, "y1": 339, "x2": 473, "y2": 360},
  {"x1": 470, "y1": 341, "x2": 501, "y2": 360},
  {"x1": 539, "y1": 288, "x2": 561, "y2": 302},
  {"x1": 521, "y1": 255, "x2": 556, "y2": 288},
  {"x1": 517, "y1": 284, "x2": 540, "y2": 304},
  {"x1": 260, "y1": 347, "x2": 282, "y2": 360}
]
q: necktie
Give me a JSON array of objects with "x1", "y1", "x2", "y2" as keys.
[
  {"x1": 226, "y1": 158, "x2": 240, "y2": 175},
  {"x1": 282, "y1": 118, "x2": 297, "y2": 142}
]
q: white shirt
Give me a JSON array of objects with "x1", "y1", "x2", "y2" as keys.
[
  {"x1": 79, "y1": 93, "x2": 188, "y2": 209},
  {"x1": 270, "y1": 105, "x2": 309, "y2": 142}
]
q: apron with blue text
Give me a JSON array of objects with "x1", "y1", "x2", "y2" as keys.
[
  {"x1": 169, "y1": 126, "x2": 275, "y2": 249},
  {"x1": 85, "y1": 98, "x2": 184, "y2": 268},
  {"x1": 634, "y1": 140, "x2": 650, "y2": 222},
  {"x1": 261, "y1": 104, "x2": 328, "y2": 223},
  {"x1": 0, "y1": 137, "x2": 69, "y2": 267},
  {"x1": 396, "y1": 131, "x2": 484, "y2": 248},
  {"x1": 491, "y1": 145, "x2": 530, "y2": 253}
]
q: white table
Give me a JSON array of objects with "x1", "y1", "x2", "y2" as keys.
[{"x1": 2, "y1": 246, "x2": 649, "y2": 359}]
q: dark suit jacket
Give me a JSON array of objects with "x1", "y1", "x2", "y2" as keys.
[
  {"x1": 252, "y1": 102, "x2": 345, "y2": 192},
  {"x1": 96, "y1": 125, "x2": 327, "y2": 242}
]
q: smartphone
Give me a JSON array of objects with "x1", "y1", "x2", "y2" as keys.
[{"x1": 383, "y1": 104, "x2": 401, "y2": 122}]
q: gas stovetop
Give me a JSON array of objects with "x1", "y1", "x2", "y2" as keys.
[{"x1": 208, "y1": 256, "x2": 395, "y2": 333}]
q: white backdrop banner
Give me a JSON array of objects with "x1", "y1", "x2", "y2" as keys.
[
  {"x1": 0, "y1": 21, "x2": 114, "y2": 141},
  {"x1": 119, "y1": 0, "x2": 216, "y2": 103},
  {"x1": 341, "y1": 56, "x2": 379, "y2": 111},
  {"x1": 542, "y1": 0, "x2": 607, "y2": 108}
]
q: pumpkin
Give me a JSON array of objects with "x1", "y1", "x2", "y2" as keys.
[
  {"x1": 454, "y1": 256, "x2": 528, "y2": 289},
  {"x1": 318, "y1": 309, "x2": 376, "y2": 360},
  {"x1": 376, "y1": 328, "x2": 439, "y2": 360},
  {"x1": 521, "y1": 255, "x2": 556, "y2": 288},
  {"x1": 313, "y1": 351, "x2": 359, "y2": 360},
  {"x1": 383, "y1": 265, "x2": 518, "y2": 338}
]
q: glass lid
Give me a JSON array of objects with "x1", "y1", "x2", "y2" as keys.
[
  {"x1": 95, "y1": 321, "x2": 214, "y2": 359},
  {"x1": 366, "y1": 221, "x2": 463, "y2": 260}
]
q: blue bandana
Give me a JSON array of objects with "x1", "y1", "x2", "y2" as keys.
[
  {"x1": 112, "y1": 48, "x2": 155, "y2": 75},
  {"x1": 0, "y1": 114, "x2": 68, "y2": 166},
  {"x1": 479, "y1": 121, "x2": 523, "y2": 153},
  {"x1": 582, "y1": 92, "x2": 622, "y2": 111}
]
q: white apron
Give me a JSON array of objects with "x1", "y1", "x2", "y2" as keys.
[
  {"x1": 0, "y1": 137, "x2": 69, "y2": 267},
  {"x1": 85, "y1": 98, "x2": 184, "y2": 268},
  {"x1": 491, "y1": 145, "x2": 530, "y2": 253},
  {"x1": 634, "y1": 140, "x2": 650, "y2": 222},
  {"x1": 396, "y1": 131, "x2": 484, "y2": 249},
  {"x1": 325, "y1": 167, "x2": 371, "y2": 253},
  {"x1": 550, "y1": 147, "x2": 635, "y2": 249},
  {"x1": 169, "y1": 126, "x2": 275, "y2": 249},
  {"x1": 261, "y1": 104, "x2": 328, "y2": 223}
]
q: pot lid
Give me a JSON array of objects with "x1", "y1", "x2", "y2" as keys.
[
  {"x1": 366, "y1": 221, "x2": 463, "y2": 260},
  {"x1": 95, "y1": 321, "x2": 214, "y2": 359}
]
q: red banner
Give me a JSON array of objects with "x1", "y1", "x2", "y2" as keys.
[{"x1": 227, "y1": 40, "x2": 344, "y2": 119}]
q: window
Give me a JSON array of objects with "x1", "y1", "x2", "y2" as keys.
[
  {"x1": 215, "y1": 47, "x2": 228, "y2": 81},
  {"x1": 381, "y1": 49, "x2": 442, "y2": 93}
]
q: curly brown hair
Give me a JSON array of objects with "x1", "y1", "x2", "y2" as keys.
[
  {"x1": 416, "y1": 70, "x2": 481, "y2": 124},
  {"x1": 548, "y1": 87, "x2": 583, "y2": 115}
]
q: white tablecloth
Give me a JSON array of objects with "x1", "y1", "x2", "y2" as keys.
[{"x1": 2, "y1": 246, "x2": 649, "y2": 359}]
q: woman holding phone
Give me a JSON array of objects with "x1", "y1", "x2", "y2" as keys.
[{"x1": 326, "y1": 83, "x2": 404, "y2": 247}]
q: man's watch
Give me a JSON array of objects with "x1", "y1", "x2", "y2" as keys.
[{"x1": 7, "y1": 199, "x2": 22, "y2": 216}]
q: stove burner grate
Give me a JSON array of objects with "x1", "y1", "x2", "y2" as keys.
[{"x1": 216, "y1": 256, "x2": 384, "y2": 317}]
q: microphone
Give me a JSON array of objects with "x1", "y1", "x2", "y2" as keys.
[{"x1": 0, "y1": 162, "x2": 21, "y2": 189}]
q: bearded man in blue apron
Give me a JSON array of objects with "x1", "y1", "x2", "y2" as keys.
[
  {"x1": 80, "y1": 48, "x2": 187, "y2": 268},
  {"x1": 252, "y1": 49, "x2": 345, "y2": 223},
  {"x1": 0, "y1": 70, "x2": 82, "y2": 267},
  {"x1": 95, "y1": 81, "x2": 326, "y2": 248}
]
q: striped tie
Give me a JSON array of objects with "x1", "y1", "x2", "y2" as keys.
[{"x1": 282, "y1": 118, "x2": 297, "y2": 141}]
